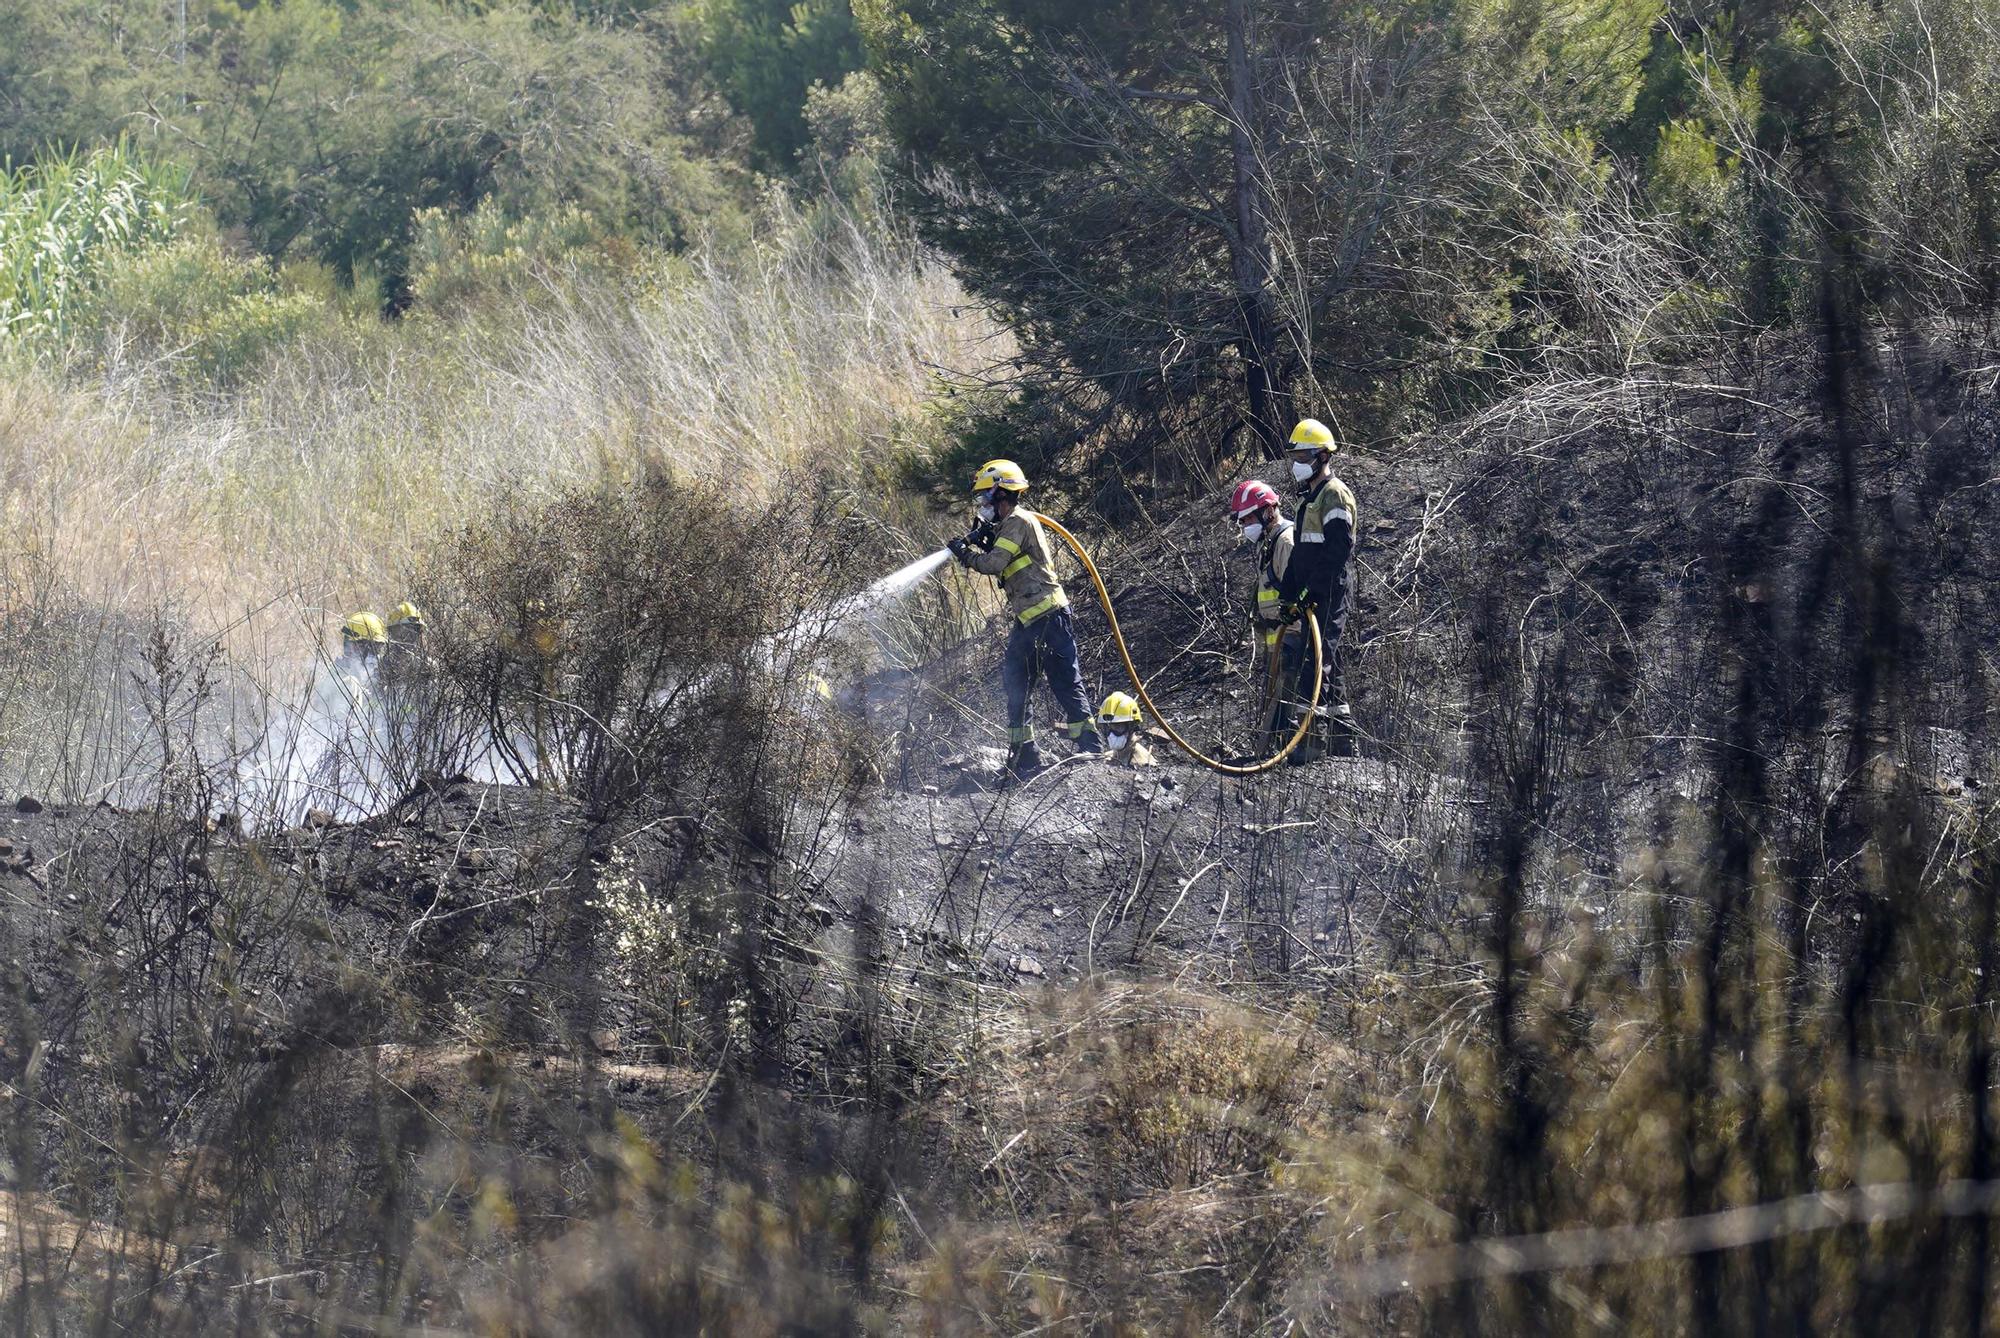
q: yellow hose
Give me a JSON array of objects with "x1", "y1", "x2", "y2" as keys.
[{"x1": 1033, "y1": 514, "x2": 1325, "y2": 776}]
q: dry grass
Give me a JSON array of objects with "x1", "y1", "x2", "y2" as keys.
[
  {"x1": 0, "y1": 201, "x2": 996, "y2": 799},
  {"x1": 12, "y1": 237, "x2": 982, "y2": 620}
]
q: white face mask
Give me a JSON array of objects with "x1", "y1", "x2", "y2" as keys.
[
  {"x1": 1105, "y1": 731, "x2": 1129, "y2": 751},
  {"x1": 1240, "y1": 521, "x2": 1264, "y2": 543},
  {"x1": 1291, "y1": 460, "x2": 1315, "y2": 483},
  {"x1": 976, "y1": 502, "x2": 996, "y2": 523}
]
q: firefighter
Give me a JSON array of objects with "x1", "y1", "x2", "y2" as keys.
[
  {"x1": 380, "y1": 601, "x2": 428, "y2": 689},
  {"x1": 315, "y1": 611, "x2": 388, "y2": 808},
  {"x1": 1228, "y1": 479, "x2": 1298, "y2": 747},
  {"x1": 1276, "y1": 419, "x2": 1359, "y2": 760},
  {"x1": 336, "y1": 611, "x2": 388, "y2": 698},
  {"x1": 947, "y1": 459, "x2": 1103, "y2": 780},
  {"x1": 1096, "y1": 691, "x2": 1154, "y2": 767},
  {"x1": 340, "y1": 611, "x2": 388, "y2": 664}
]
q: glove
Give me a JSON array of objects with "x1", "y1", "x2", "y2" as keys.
[
  {"x1": 947, "y1": 537, "x2": 972, "y2": 565},
  {"x1": 968, "y1": 518, "x2": 997, "y2": 552}
]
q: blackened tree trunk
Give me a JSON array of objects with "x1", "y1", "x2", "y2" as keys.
[{"x1": 1226, "y1": 0, "x2": 1289, "y2": 459}]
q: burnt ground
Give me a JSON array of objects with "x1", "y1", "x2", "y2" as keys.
[
  {"x1": 3, "y1": 330, "x2": 1998, "y2": 1327},
  {"x1": 9, "y1": 332, "x2": 1998, "y2": 1048},
  {"x1": 0, "y1": 398, "x2": 1455, "y2": 1065},
  {"x1": 818, "y1": 326, "x2": 2000, "y2": 990},
  {"x1": 0, "y1": 756, "x2": 1448, "y2": 1047}
]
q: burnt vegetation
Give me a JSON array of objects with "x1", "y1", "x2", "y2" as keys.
[
  {"x1": 2, "y1": 312, "x2": 1996, "y2": 1333},
  {"x1": 6, "y1": 0, "x2": 2000, "y2": 1331}
]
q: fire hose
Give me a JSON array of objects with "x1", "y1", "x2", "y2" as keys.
[{"x1": 1030, "y1": 514, "x2": 1325, "y2": 777}]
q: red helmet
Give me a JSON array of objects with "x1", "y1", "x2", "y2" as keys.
[{"x1": 1229, "y1": 479, "x2": 1281, "y2": 520}]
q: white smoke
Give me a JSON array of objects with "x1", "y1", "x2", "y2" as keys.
[{"x1": 217, "y1": 551, "x2": 956, "y2": 827}]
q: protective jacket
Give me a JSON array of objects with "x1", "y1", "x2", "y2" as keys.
[
  {"x1": 1253, "y1": 518, "x2": 1297, "y2": 649},
  {"x1": 967, "y1": 509, "x2": 1069, "y2": 625},
  {"x1": 330, "y1": 651, "x2": 375, "y2": 710},
  {"x1": 1279, "y1": 473, "x2": 1357, "y2": 626}
]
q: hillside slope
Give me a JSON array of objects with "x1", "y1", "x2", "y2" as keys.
[{"x1": 4, "y1": 329, "x2": 1998, "y2": 1331}]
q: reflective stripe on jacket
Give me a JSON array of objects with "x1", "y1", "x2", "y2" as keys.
[
  {"x1": 1254, "y1": 519, "x2": 1296, "y2": 647},
  {"x1": 1280, "y1": 473, "x2": 1357, "y2": 619},
  {"x1": 966, "y1": 509, "x2": 1069, "y2": 624},
  {"x1": 1296, "y1": 473, "x2": 1357, "y2": 547}
]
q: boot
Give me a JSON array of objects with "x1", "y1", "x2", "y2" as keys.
[
  {"x1": 1007, "y1": 739, "x2": 1048, "y2": 781},
  {"x1": 1327, "y1": 704, "x2": 1356, "y2": 758},
  {"x1": 1286, "y1": 707, "x2": 1332, "y2": 766},
  {"x1": 1254, "y1": 700, "x2": 1285, "y2": 747}
]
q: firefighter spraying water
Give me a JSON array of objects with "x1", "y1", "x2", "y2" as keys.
[
  {"x1": 941, "y1": 452, "x2": 1336, "y2": 780},
  {"x1": 266, "y1": 430, "x2": 1351, "y2": 819}
]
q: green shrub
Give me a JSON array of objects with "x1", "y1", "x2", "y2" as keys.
[
  {"x1": 191, "y1": 289, "x2": 329, "y2": 385},
  {"x1": 693, "y1": 0, "x2": 865, "y2": 170},
  {"x1": 801, "y1": 71, "x2": 890, "y2": 207},
  {"x1": 76, "y1": 230, "x2": 342, "y2": 387},
  {"x1": 1650, "y1": 118, "x2": 1737, "y2": 235},
  {"x1": 0, "y1": 143, "x2": 190, "y2": 341},
  {"x1": 407, "y1": 199, "x2": 631, "y2": 316},
  {"x1": 79, "y1": 233, "x2": 265, "y2": 341}
]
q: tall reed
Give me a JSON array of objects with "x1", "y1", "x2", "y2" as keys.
[{"x1": 0, "y1": 144, "x2": 190, "y2": 339}]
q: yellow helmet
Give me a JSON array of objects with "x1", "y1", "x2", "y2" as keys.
[
  {"x1": 387, "y1": 601, "x2": 426, "y2": 628},
  {"x1": 971, "y1": 458, "x2": 1029, "y2": 493},
  {"x1": 342, "y1": 611, "x2": 388, "y2": 644},
  {"x1": 1097, "y1": 691, "x2": 1142, "y2": 726},
  {"x1": 1288, "y1": 418, "x2": 1337, "y2": 452}
]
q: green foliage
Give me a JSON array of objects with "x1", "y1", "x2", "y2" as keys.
[
  {"x1": 1460, "y1": 0, "x2": 1666, "y2": 134},
  {"x1": 1651, "y1": 117, "x2": 1736, "y2": 234},
  {"x1": 1614, "y1": 0, "x2": 2000, "y2": 322},
  {"x1": 800, "y1": 71, "x2": 890, "y2": 205},
  {"x1": 694, "y1": 0, "x2": 866, "y2": 170},
  {"x1": 865, "y1": 0, "x2": 1724, "y2": 466},
  {"x1": 406, "y1": 199, "x2": 635, "y2": 314},
  {"x1": 70, "y1": 229, "x2": 343, "y2": 387},
  {"x1": 0, "y1": 144, "x2": 191, "y2": 340},
  {"x1": 0, "y1": 0, "x2": 755, "y2": 297},
  {"x1": 863, "y1": 0, "x2": 2000, "y2": 479},
  {"x1": 82, "y1": 234, "x2": 267, "y2": 342},
  {"x1": 190, "y1": 288, "x2": 329, "y2": 385}
]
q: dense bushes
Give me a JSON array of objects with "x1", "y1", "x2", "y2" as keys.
[
  {"x1": 865, "y1": 0, "x2": 2000, "y2": 481},
  {"x1": 0, "y1": 0, "x2": 756, "y2": 295},
  {"x1": 410, "y1": 475, "x2": 879, "y2": 814},
  {"x1": 75, "y1": 232, "x2": 355, "y2": 387},
  {"x1": 694, "y1": 0, "x2": 866, "y2": 170},
  {"x1": 404, "y1": 200, "x2": 636, "y2": 314}
]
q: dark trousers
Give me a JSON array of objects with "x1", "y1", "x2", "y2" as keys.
[
  {"x1": 1285, "y1": 598, "x2": 1347, "y2": 710},
  {"x1": 1003, "y1": 608, "x2": 1095, "y2": 745}
]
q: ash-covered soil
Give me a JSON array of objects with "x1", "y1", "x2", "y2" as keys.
[
  {"x1": 1, "y1": 780, "x2": 695, "y2": 1051},
  {"x1": 11, "y1": 333, "x2": 1998, "y2": 1064},
  {"x1": 0, "y1": 749, "x2": 1445, "y2": 1045},
  {"x1": 4, "y1": 334, "x2": 1999, "y2": 1332}
]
